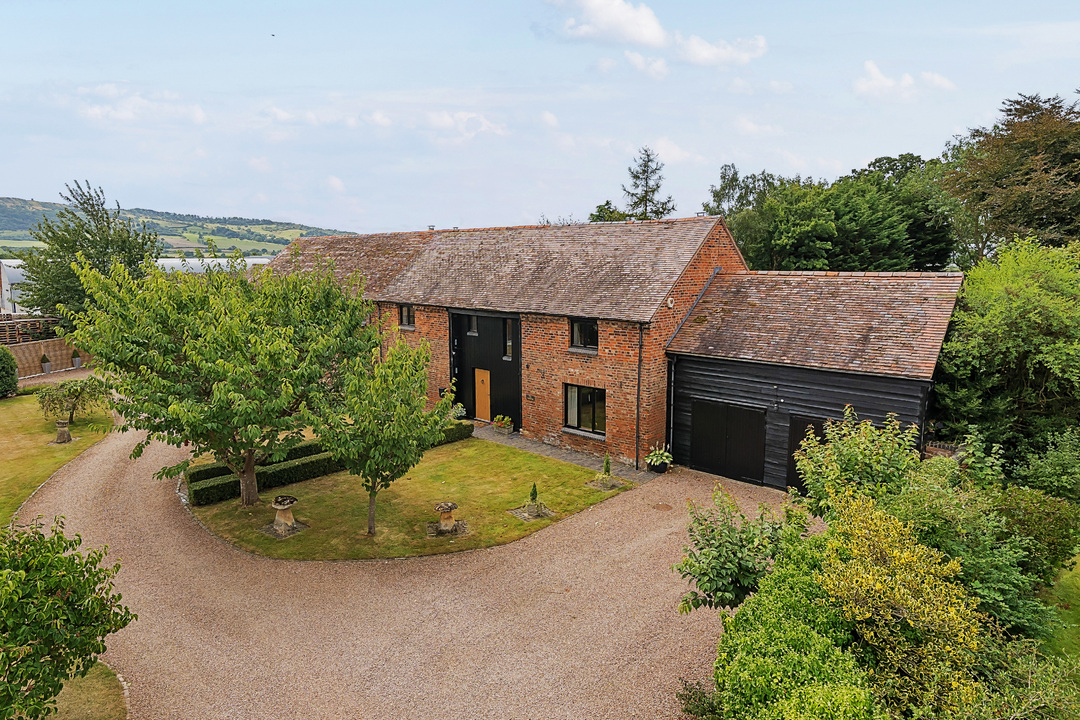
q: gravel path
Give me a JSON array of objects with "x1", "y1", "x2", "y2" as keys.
[{"x1": 18, "y1": 429, "x2": 786, "y2": 719}]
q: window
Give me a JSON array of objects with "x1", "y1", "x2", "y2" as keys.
[
  {"x1": 570, "y1": 318, "x2": 598, "y2": 350},
  {"x1": 503, "y1": 318, "x2": 513, "y2": 360},
  {"x1": 467, "y1": 314, "x2": 478, "y2": 335},
  {"x1": 400, "y1": 304, "x2": 415, "y2": 328},
  {"x1": 565, "y1": 384, "x2": 606, "y2": 435}
]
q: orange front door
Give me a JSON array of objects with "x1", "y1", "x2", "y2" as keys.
[{"x1": 474, "y1": 368, "x2": 491, "y2": 421}]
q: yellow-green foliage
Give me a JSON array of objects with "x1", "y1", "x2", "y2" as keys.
[{"x1": 819, "y1": 494, "x2": 987, "y2": 716}]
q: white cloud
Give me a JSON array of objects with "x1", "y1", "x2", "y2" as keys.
[
  {"x1": 541, "y1": 111, "x2": 560, "y2": 128},
  {"x1": 853, "y1": 61, "x2": 916, "y2": 101},
  {"x1": 561, "y1": 0, "x2": 668, "y2": 47},
  {"x1": 624, "y1": 50, "x2": 668, "y2": 79},
  {"x1": 248, "y1": 157, "x2": 272, "y2": 173},
  {"x1": 734, "y1": 116, "x2": 783, "y2": 136},
  {"x1": 654, "y1": 136, "x2": 694, "y2": 163},
  {"x1": 368, "y1": 110, "x2": 392, "y2": 127},
  {"x1": 920, "y1": 71, "x2": 956, "y2": 91},
  {"x1": 326, "y1": 175, "x2": 346, "y2": 194},
  {"x1": 267, "y1": 106, "x2": 292, "y2": 122},
  {"x1": 596, "y1": 57, "x2": 618, "y2": 73},
  {"x1": 426, "y1": 110, "x2": 508, "y2": 141},
  {"x1": 78, "y1": 89, "x2": 207, "y2": 125},
  {"x1": 674, "y1": 33, "x2": 767, "y2": 66}
]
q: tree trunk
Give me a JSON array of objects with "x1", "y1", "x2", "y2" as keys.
[
  {"x1": 367, "y1": 489, "x2": 378, "y2": 535},
  {"x1": 239, "y1": 451, "x2": 259, "y2": 507}
]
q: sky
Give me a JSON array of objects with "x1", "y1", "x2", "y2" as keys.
[{"x1": 2, "y1": 1, "x2": 1079, "y2": 233}]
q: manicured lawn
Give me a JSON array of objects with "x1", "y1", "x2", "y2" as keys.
[
  {"x1": 192, "y1": 437, "x2": 627, "y2": 560},
  {"x1": 0, "y1": 393, "x2": 113, "y2": 525},
  {"x1": 1046, "y1": 554, "x2": 1080, "y2": 659},
  {"x1": 54, "y1": 662, "x2": 126, "y2": 720}
]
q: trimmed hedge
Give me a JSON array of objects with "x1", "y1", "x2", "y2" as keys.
[
  {"x1": 184, "y1": 439, "x2": 327, "y2": 485},
  {"x1": 436, "y1": 420, "x2": 474, "y2": 446},
  {"x1": 187, "y1": 450, "x2": 345, "y2": 506}
]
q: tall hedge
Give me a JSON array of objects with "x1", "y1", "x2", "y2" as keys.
[{"x1": 0, "y1": 346, "x2": 17, "y2": 398}]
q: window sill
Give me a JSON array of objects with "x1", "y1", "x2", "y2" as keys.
[
  {"x1": 562, "y1": 426, "x2": 606, "y2": 441},
  {"x1": 399, "y1": 325, "x2": 415, "y2": 331},
  {"x1": 568, "y1": 346, "x2": 598, "y2": 356}
]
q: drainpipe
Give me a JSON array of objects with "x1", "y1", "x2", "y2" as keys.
[{"x1": 635, "y1": 321, "x2": 644, "y2": 470}]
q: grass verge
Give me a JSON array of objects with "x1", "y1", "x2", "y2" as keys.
[
  {"x1": 1046, "y1": 554, "x2": 1080, "y2": 659},
  {"x1": 0, "y1": 393, "x2": 113, "y2": 525},
  {"x1": 192, "y1": 437, "x2": 627, "y2": 560},
  {"x1": 54, "y1": 662, "x2": 126, "y2": 720}
]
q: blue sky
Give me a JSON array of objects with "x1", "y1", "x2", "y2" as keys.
[{"x1": 2, "y1": 1, "x2": 1078, "y2": 232}]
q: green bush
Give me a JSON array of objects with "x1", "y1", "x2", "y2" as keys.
[
  {"x1": 993, "y1": 485, "x2": 1080, "y2": 586},
  {"x1": 0, "y1": 346, "x2": 17, "y2": 398},
  {"x1": 185, "y1": 439, "x2": 327, "y2": 485},
  {"x1": 434, "y1": 420, "x2": 474, "y2": 446},
  {"x1": 187, "y1": 448, "x2": 344, "y2": 506},
  {"x1": 1017, "y1": 427, "x2": 1080, "y2": 503}
]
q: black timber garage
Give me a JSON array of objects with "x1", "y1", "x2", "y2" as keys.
[{"x1": 666, "y1": 271, "x2": 964, "y2": 491}]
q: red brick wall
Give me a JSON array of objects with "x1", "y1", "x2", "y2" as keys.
[{"x1": 377, "y1": 301, "x2": 451, "y2": 406}]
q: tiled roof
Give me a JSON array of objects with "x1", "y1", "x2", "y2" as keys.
[
  {"x1": 667, "y1": 271, "x2": 964, "y2": 380},
  {"x1": 271, "y1": 217, "x2": 723, "y2": 322}
]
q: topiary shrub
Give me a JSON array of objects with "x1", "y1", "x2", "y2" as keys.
[
  {"x1": 0, "y1": 346, "x2": 17, "y2": 398},
  {"x1": 434, "y1": 419, "x2": 474, "y2": 446}
]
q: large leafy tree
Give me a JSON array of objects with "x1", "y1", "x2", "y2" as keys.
[
  {"x1": 946, "y1": 93, "x2": 1080, "y2": 251},
  {"x1": 316, "y1": 339, "x2": 452, "y2": 535},
  {"x1": 622, "y1": 146, "x2": 676, "y2": 220},
  {"x1": 587, "y1": 200, "x2": 630, "y2": 222},
  {"x1": 933, "y1": 239, "x2": 1080, "y2": 462},
  {"x1": 15, "y1": 182, "x2": 162, "y2": 330},
  {"x1": 66, "y1": 258, "x2": 379, "y2": 506},
  {"x1": 1, "y1": 517, "x2": 135, "y2": 720}
]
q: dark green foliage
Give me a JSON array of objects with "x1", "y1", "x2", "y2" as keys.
[
  {"x1": 932, "y1": 240, "x2": 1080, "y2": 463},
  {"x1": 603, "y1": 453, "x2": 611, "y2": 475},
  {"x1": 434, "y1": 419, "x2": 474, "y2": 446},
  {"x1": 588, "y1": 200, "x2": 630, "y2": 222},
  {"x1": 622, "y1": 146, "x2": 675, "y2": 220},
  {"x1": 187, "y1": 451, "x2": 345, "y2": 506},
  {"x1": 1017, "y1": 427, "x2": 1080, "y2": 503},
  {"x1": 184, "y1": 439, "x2": 327, "y2": 485},
  {"x1": 0, "y1": 347, "x2": 16, "y2": 397},
  {"x1": 673, "y1": 489, "x2": 806, "y2": 613},
  {"x1": 992, "y1": 485, "x2": 1080, "y2": 586},
  {"x1": 15, "y1": 182, "x2": 163, "y2": 331},
  {"x1": 0, "y1": 517, "x2": 136, "y2": 719}
]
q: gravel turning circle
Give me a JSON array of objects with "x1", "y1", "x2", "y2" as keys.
[{"x1": 18, "y1": 430, "x2": 785, "y2": 719}]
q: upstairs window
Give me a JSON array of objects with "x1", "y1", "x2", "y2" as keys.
[
  {"x1": 570, "y1": 318, "x2": 598, "y2": 350},
  {"x1": 400, "y1": 304, "x2": 415, "y2": 329},
  {"x1": 565, "y1": 384, "x2": 606, "y2": 435},
  {"x1": 503, "y1": 318, "x2": 513, "y2": 360},
  {"x1": 467, "y1": 315, "x2": 478, "y2": 335}
]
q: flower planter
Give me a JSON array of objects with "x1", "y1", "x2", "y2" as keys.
[
  {"x1": 646, "y1": 461, "x2": 669, "y2": 474},
  {"x1": 493, "y1": 425, "x2": 512, "y2": 436},
  {"x1": 41, "y1": 362, "x2": 52, "y2": 374},
  {"x1": 72, "y1": 356, "x2": 82, "y2": 369}
]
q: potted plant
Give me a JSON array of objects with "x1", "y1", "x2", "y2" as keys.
[
  {"x1": 492, "y1": 414, "x2": 513, "y2": 435},
  {"x1": 71, "y1": 347, "x2": 82, "y2": 368},
  {"x1": 645, "y1": 443, "x2": 673, "y2": 473},
  {"x1": 40, "y1": 353, "x2": 51, "y2": 374}
]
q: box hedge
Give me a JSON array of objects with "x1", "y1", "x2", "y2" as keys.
[
  {"x1": 436, "y1": 420, "x2": 474, "y2": 446},
  {"x1": 184, "y1": 439, "x2": 327, "y2": 485}
]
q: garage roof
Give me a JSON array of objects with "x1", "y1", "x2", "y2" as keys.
[{"x1": 667, "y1": 271, "x2": 964, "y2": 380}]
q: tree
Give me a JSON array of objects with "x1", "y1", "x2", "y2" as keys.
[
  {"x1": 66, "y1": 258, "x2": 380, "y2": 506},
  {"x1": 587, "y1": 200, "x2": 630, "y2": 222},
  {"x1": 945, "y1": 93, "x2": 1080, "y2": 251},
  {"x1": 622, "y1": 146, "x2": 676, "y2": 220},
  {"x1": 932, "y1": 239, "x2": 1080, "y2": 462},
  {"x1": 702, "y1": 163, "x2": 778, "y2": 218},
  {"x1": 1, "y1": 517, "x2": 135, "y2": 720},
  {"x1": 316, "y1": 339, "x2": 452, "y2": 535},
  {"x1": 0, "y1": 347, "x2": 16, "y2": 398},
  {"x1": 14, "y1": 182, "x2": 162, "y2": 331},
  {"x1": 35, "y1": 376, "x2": 109, "y2": 424}
]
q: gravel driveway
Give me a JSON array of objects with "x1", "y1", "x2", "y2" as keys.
[{"x1": 18, "y1": 430, "x2": 785, "y2": 719}]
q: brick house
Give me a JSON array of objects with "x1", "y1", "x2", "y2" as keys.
[{"x1": 271, "y1": 216, "x2": 746, "y2": 468}]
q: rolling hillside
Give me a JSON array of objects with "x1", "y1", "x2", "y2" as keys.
[{"x1": 0, "y1": 196, "x2": 349, "y2": 257}]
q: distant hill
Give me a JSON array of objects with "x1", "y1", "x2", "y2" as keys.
[{"x1": 0, "y1": 196, "x2": 350, "y2": 257}]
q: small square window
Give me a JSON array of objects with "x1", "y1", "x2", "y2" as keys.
[
  {"x1": 467, "y1": 315, "x2": 478, "y2": 335},
  {"x1": 400, "y1": 304, "x2": 415, "y2": 328},
  {"x1": 565, "y1": 383, "x2": 606, "y2": 435},
  {"x1": 570, "y1": 318, "x2": 598, "y2": 349}
]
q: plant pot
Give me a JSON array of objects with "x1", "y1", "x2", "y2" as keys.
[
  {"x1": 493, "y1": 425, "x2": 512, "y2": 436},
  {"x1": 72, "y1": 356, "x2": 82, "y2": 368},
  {"x1": 41, "y1": 362, "x2": 52, "y2": 374},
  {"x1": 525, "y1": 503, "x2": 538, "y2": 516},
  {"x1": 646, "y1": 461, "x2": 669, "y2": 474}
]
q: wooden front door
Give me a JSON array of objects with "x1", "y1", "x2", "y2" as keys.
[{"x1": 474, "y1": 368, "x2": 491, "y2": 421}]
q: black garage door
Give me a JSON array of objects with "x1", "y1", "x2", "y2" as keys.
[{"x1": 689, "y1": 400, "x2": 766, "y2": 484}]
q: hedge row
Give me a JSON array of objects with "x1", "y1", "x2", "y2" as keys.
[{"x1": 187, "y1": 422, "x2": 474, "y2": 506}]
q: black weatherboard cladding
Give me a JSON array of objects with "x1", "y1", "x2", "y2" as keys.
[
  {"x1": 669, "y1": 355, "x2": 930, "y2": 490},
  {"x1": 451, "y1": 312, "x2": 521, "y2": 429}
]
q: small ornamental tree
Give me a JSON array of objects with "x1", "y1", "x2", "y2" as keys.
[
  {"x1": 66, "y1": 258, "x2": 379, "y2": 506},
  {"x1": 35, "y1": 376, "x2": 110, "y2": 424},
  {"x1": 316, "y1": 339, "x2": 452, "y2": 535},
  {"x1": 0, "y1": 347, "x2": 16, "y2": 398},
  {"x1": 0, "y1": 517, "x2": 135, "y2": 720}
]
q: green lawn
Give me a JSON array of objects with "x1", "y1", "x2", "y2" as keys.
[
  {"x1": 1046, "y1": 554, "x2": 1080, "y2": 658},
  {"x1": 192, "y1": 437, "x2": 627, "y2": 560},
  {"x1": 1, "y1": 393, "x2": 113, "y2": 525},
  {"x1": 1, "y1": 392, "x2": 122, "y2": 718}
]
